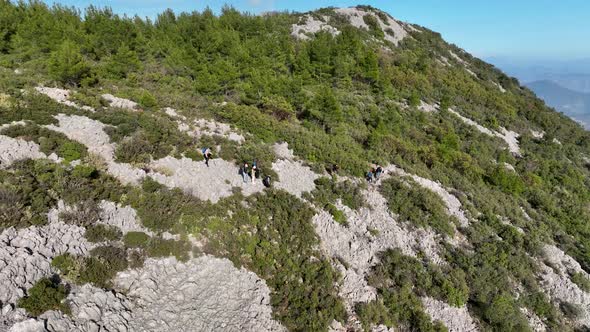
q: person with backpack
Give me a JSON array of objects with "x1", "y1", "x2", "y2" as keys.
[
  {"x1": 202, "y1": 147, "x2": 212, "y2": 167},
  {"x1": 366, "y1": 168, "x2": 374, "y2": 183},
  {"x1": 241, "y1": 162, "x2": 251, "y2": 183},
  {"x1": 374, "y1": 165, "x2": 383, "y2": 180},
  {"x1": 263, "y1": 175, "x2": 272, "y2": 188}
]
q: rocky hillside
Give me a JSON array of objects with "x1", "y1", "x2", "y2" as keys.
[{"x1": 1, "y1": 3, "x2": 590, "y2": 332}]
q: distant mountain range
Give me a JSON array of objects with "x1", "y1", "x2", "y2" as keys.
[
  {"x1": 487, "y1": 57, "x2": 590, "y2": 129},
  {"x1": 526, "y1": 80, "x2": 590, "y2": 128}
]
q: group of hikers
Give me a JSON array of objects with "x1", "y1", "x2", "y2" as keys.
[
  {"x1": 366, "y1": 164, "x2": 384, "y2": 183},
  {"x1": 201, "y1": 147, "x2": 381, "y2": 187},
  {"x1": 240, "y1": 161, "x2": 272, "y2": 187},
  {"x1": 201, "y1": 147, "x2": 272, "y2": 188}
]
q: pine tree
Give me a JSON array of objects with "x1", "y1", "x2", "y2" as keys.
[{"x1": 47, "y1": 40, "x2": 90, "y2": 86}]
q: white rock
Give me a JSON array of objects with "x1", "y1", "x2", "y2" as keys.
[
  {"x1": 40, "y1": 284, "x2": 132, "y2": 332},
  {"x1": 45, "y1": 114, "x2": 145, "y2": 184},
  {"x1": 183, "y1": 118, "x2": 245, "y2": 143},
  {"x1": 418, "y1": 100, "x2": 438, "y2": 113},
  {"x1": 271, "y1": 159, "x2": 318, "y2": 198},
  {"x1": 492, "y1": 81, "x2": 507, "y2": 93},
  {"x1": 148, "y1": 156, "x2": 265, "y2": 203},
  {"x1": 35, "y1": 86, "x2": 69, "y2": 103},
  {"x1": 101, "y1": 94, "x2": 139, "y2": 111},
  {"x1": 520, "y1": 307, "x2": 547, "y2": 332},
  {"x1": 334, "y1": 7, "x2": 409, "y2": 46},
  {"x1": 538, "y1": 244, "x2": 590, "y2": 328},
  {"x1": 35, "y1": 86, "x2": 95, "y2": 112},
  {"x1": 312, "y1": 185, "x2": 445, "y2": 326},
  {"x1": 8, "y1": 319, "x2": 45, "y2": 332},
  {"x1": 0, "y1": 135, "x2": 46, "y2": 168},
  {"x1": 0, "y1": 214, "x2": 92, "y2": 307},
  {"x1": 98, "y1": 201, "x2": 150, "y2": 235},
  {"x1": 531, "y1": 130, "x2": 545, "y2": 139},
  {"x1": 421, "y1": 296, "x2": 479, "y2": 331},
  {"x1": 448, "y1": 108, "x2": 521, "y2": 156},
  {"x1": 291, "y1": 15, "x2": 340, "y2": 40},
  {"x1": 273, "y1": 142, "x2": 295, "y2": 160},
  {"x1": 114, "y1": 256, "x2": 286, "y2": 332}
]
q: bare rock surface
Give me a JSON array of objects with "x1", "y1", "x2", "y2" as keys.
[
  {"x1": 0, "y1": 209, "x2": 92, "y2": 307},
  {"x1": 520, "y1": 307, "x2": 547, "y2": 332},
  {"x1": 0, "y1": 134, "x2": 46, "y2": 168},
  {"x1": 101, "y1": 94, "x2": 138, "y2": 111},
  {"x1": 183, "y1": 118, "x2": 245, "y2": 143},
  {"x1": 45, "y1": 114, "x2": 145, "y2": 184},
  {"x1": 531, "y1": 130, "x2": 545, "y2": 139},
  {"x1": 114, "y1": 256, "x2": 286, "y2": 332},
  {"x1": 448, "y1": 108, "x2": 521, "y2": 155},
  {"x1": 418, "y1": 100, "x2": 438, "y2": 113},
  {"x1": 538, "y1": 244, "x2": 590, "y2": 327},
  {"x1": 98, "y1": 201, "x2": 150, "y2": 235},
  {"x1": 312, "y1": 186, "x2": 444, "y2": 328},
  {"x1": 35, "y1": 87, "x2": 94, "y2": 111},
  {"x1": 312, "y1": 165, "x2": 475, "y2": 328},
  {"x1": 40, "y1": 284, "x2": 132, "y2": 332},
  {"x1": 272, "y1": 159, "x2": 318, "y2": 198},
  {"x1": 291, "y1": 7, "x2": 410, "y2": 46},
  {"x1": 421, "y1": 296, "x2": 479, "y2": 331},
  {"x1": 149, "y1": 156, "x2": 265, "y2": 203},
  {"x1": 492, "y1": 81, "x2": 507, "y2": 93},
  {"x1": 291, "y1": 15, "x2": 340, "y2": 40},
  {"x1": 7, "y1": 319, "x2": 45, "y2": 332},
  {"x1": 273, "y1": 142, "x2": 295, "y2": 160},
  {"x1": 334, "y1": 7, "x2": 409, "y2": 45}
]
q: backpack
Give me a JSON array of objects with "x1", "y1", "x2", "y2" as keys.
[
  {"x1": 201, "y1": 147, "x2": 208, "y2": 155},
  {"x1": 263, "y1": 175, "x2": 271, "y2": 188}
]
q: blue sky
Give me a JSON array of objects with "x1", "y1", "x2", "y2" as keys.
[{"x1": 42, "y1": 0, "x2": 590, "y2": 61}]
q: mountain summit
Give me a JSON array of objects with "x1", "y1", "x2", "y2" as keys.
[{"x1": 1, "y1": 3, "x2": 590, "y2": 332}]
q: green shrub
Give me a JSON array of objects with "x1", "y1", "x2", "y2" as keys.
[
  {"x1": 380, "y1": 177, "x2": 455, "y2": 236},
  {"x1": 17, "y1": 277, "x2": 69, "y2": 317},
  {"x1": 123, "y1": 231, "x2": 150, "y2": 248},
  {"x1": 309, "y1": 177, "x2": 366, "y2": 211},
  {"x1": 147, "y1": 237, "x2": 191, "y2": 262},
  {"x1": 141, "y1": 177, "x2": 165, "y2": 193},
  {"x1": 85, "y1": 224, "x2": 122, "y2": 242},
  {"x1": 571, "y1": 272, "x2": 590, "y2": 292},
  {"x1": 51, "y1": 253, "x2": 80, "y2": 280},
  {"x1": 138, "y1": 90, "x2": 157, "y2": 109},
  {"x1": 77, "y1": 246, "x2": 129, "y2": 288},
  {"x1": 326, "y1": 203, "x2": 347, "y2": 225},
  {"x1": 59, "y1": 200, "x2": 100, "y2": 227}
]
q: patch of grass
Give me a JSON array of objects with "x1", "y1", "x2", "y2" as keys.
[
  {"x1": 17, "y1": 277, "x2": 70, "y2": 317},
  {"x1": 123, "y1": 231, "x2": 150, "y2": 248},
  {"x1": 85, "y1": 224, "x2": 122, "y2": 243},
  {"x1": 380, "y1": 177, "x2": 455, "y2": 236}
]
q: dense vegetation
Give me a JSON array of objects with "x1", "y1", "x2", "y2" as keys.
[{"x1": 1, "y1": 1, "x2": 590, "y2": 331}]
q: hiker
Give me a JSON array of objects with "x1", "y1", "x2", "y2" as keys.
[
  {"x1": 374, "y1": 165, "x2": 383, "y2": 180},
  {"x1": 252, "y1": 161, "x2": 260, "y2": 179},
  {"x1": 241, "y1": 162, "x2": 251, "y2": 183},
  {"x1": 202, "y1": 147, "x2": 212, "y2": 167},
  {"x1": 366, "y1": 169, "x2": 374, "y2": 183},
  {"x1": 263, "y1": 175, "x2": 272, "y2": 188},
  {"x1": 327, "y1": 164, "x2": 340, "y2": 176}
]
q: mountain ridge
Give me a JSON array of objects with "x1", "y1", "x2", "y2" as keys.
[{"x1": 0, "y1": 3, "x2": 590, "y2": 332}]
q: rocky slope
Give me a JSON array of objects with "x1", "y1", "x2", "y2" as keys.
[{"x1": 1, "y1": 3, "x2": 590, "y2": 332}]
